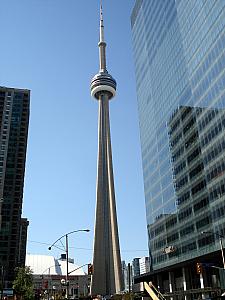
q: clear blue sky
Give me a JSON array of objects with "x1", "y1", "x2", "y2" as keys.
[{"x1": 0, "y1": 0, "x2": 148, "y2": 270}]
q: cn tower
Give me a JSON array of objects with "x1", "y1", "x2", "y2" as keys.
[{"x1": 90, "y1": 2, "x2": 123, "y2": 296}]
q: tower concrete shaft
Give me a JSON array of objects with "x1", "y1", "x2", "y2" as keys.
[
  {"x1": 90, "y1": 2, "x2": 123, "y2": 296},
  {"x1": 91, "y1": 93, "x2": 122, "y2": 296}
]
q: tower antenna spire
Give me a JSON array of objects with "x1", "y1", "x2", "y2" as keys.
[
  {"x1": 100, "y1": 0, "x2": 104, "y2": 42},
  {"x1": 99, "y1": 0, "x2": 107, "y2": 72}
]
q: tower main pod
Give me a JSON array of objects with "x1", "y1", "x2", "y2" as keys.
[{"x1": 90, "y1": 4, "x2": 123, "y2": 296}]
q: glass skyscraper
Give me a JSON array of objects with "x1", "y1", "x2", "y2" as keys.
[
  {"x1": 131, "y1": 0, "x2": 225, "y2": 296},
  {"x1": 0, "y1": 86, "x2": 30, "y2": 287}
]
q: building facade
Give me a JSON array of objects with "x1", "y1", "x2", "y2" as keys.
[
  {"x1": 18, "y1": 218, "x2": 29, "y2": 266},
  {"x1": 131, "y1": 0, "x2": 225, "y2": 298},
  {"x1": 121, "y1": 261, "x2": 129, "y2": 291},
  {"x1": 132, "y1": 258, "x2": 140, "y2": 278},
  {"x1": 26, "y1": 254, "x2": 90, "y2": 299},
  {"x1": 0, "y1": 86, "x2": 30, "y2": 287},
  {"x1": 139, "y1": 257, "x2": 150, "y2": 275}
]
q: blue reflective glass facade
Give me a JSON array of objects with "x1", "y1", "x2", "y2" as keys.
[{"x1": 131, "y1": 0, "x2": 225, "y2": 270}]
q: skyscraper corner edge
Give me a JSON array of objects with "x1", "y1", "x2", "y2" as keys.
[{"x1": 131, "y1": 0, "x2": 143, "y2": 29}]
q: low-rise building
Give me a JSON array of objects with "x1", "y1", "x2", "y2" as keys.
[{"x1": 26, "y1": 254, "x2": 90, "y2": 299}]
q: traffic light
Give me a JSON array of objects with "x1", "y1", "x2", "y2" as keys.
[
  {"x1": 196, "y1": 262, "x2": 202, "y2": 274},
  {"x1": 88, "y1": 263, "x2": 93, "y2": 275}
]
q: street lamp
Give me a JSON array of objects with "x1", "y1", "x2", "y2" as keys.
[
  {"x1": 201, "y1": 231, "x2": 225, "y2": 269},
  {"x1": 48, "y1": 229, "x2": 90, "y2": 299}
]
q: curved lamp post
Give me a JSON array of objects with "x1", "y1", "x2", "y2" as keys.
[
  {"x1": 201, "y1": 231, "x2": 225, "y2": 269},
  {"x1": 48, "y1": 229, "x2": 90, "y2": 299}
]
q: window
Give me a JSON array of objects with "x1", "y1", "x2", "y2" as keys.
[
  {"x1": 175, "y1": 175, "x2": 188, "y2": 191},
  {"x1": 182, "y1": 241, "x2": 197, "y2": 253},
  {"x1": 185, "y1": 131, "x2": 198, "y2": 149},
  {"x1": 183, "y1": 117, "x2": 196, "y2": 135},
  {"x1": 166, "y1": 216, "x2": 177, "y2": 229},
  {"x1": 173, "y1": 161, "x2": 186, "y2": 176},
  {"x1": 180, "y1": 225, "x2": 194, "y2": 237},
  {"x1": 206, "y1": 160, "x2": 225, "y2": 182},
  {"x1": 191, "y1": 180, "x2": 206, "y2": 196},
  {"x1": 167, "y1": 232, "x2": 179, "y2": 243},
  {"x1": 181, "y1": 107, "x2": 192, "y2": 121},
  {"x1": 196, "y1": 215, "x2": 211, "y2": 229},
  {"x1": 189, "y1": 162, "x2": 204, "y2": 179},
  {"x1": 178, "y1": 207, "x2": 192, "y2": 221},
  {"x1": 194, "y1": 197, "x2": 209, "y2": 212},
  {"x1": 198, "y1": 235, "x2": 214, "y2": 248},
  {"x1": 177, "y1": 191, "x2": 190, "y2": 206}
]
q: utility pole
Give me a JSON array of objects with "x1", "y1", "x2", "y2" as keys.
[
  {"x1": 219, "y1": 237, "x2": 225, "y2": 269},
  {"x1": 128, "y1": 263, "x2": 131, "y2": 294},
  {"x1": 66, "y1": 234, "x2": 69, "y2": 299},
  {"x1": 128, "y1": 262, "x2": 132, "y2": 300},
  {"x1": 0, "y1": 266, "x2": 3, "y2": 300}
]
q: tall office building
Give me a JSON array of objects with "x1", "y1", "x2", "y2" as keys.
[
  {"x1": 139, "y1": 257, "x2": 150, "y2": 275},
  {"x1": 121, "y1": 261, "x2": 129, "y2": 291},
  {"x1": 131, "y1": 0, "x2": 225, "y2": 297},
  {"x1": 0, "y1": 86, "x2": 30, "y2": 287},
  {"x1": 132, "y1": 258, "x2": 140, "y2": 278},
  {"x1": 90, "y1": 4, "x2": 123, "y2": 296}
]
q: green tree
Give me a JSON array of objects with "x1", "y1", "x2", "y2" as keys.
[{"x1": 13, "y1": 266, "x2": 34, "y2": 300}]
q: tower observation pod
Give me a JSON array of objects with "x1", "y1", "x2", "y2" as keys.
[{"x1": 90, "y1": 2, "x2": 123, "y2": 297}]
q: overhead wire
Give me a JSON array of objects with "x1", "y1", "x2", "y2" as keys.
[{"x1": 28, "y1": 239, "x2": 148, "y2": 253}]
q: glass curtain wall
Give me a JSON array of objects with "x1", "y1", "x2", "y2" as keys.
[{"x1": 131, "y1": 0, "x2": 225, "y2": 270}]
